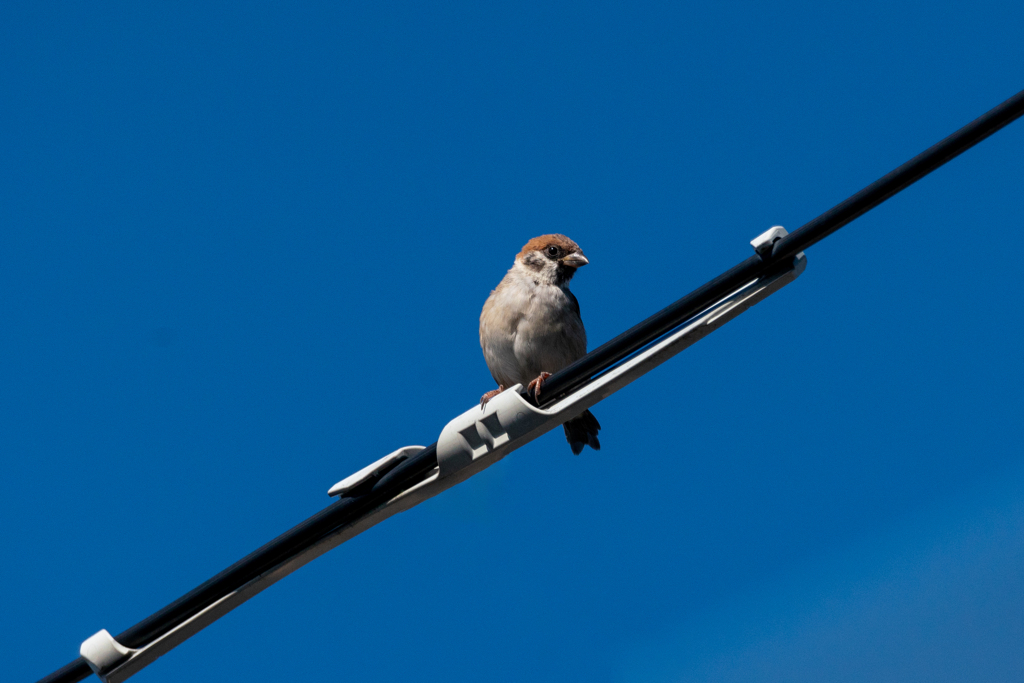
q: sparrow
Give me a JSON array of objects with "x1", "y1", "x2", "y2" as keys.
[{"x1": 479, "y1": 234, "x2": 601, "y2": 455}]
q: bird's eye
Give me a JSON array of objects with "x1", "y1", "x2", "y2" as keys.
[{"x1": 546, "y1": 246, "x2": 559, "y2": 257}]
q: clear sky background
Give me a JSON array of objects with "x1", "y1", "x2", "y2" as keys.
[{"x1": 3, "y1": 2, "x2": 1023, "y2": 682}]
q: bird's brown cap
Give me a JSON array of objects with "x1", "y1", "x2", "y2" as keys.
[{"x1": 517, "y1": 234, "x2": 583, "y2": 259}]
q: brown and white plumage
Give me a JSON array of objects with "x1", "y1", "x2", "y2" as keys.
[{"x1": 479, "y1": 234, "x2": 601, "y2": 455}]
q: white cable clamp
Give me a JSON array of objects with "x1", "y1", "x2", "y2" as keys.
[
  {"x1": 436, "y1": 384, "x2": 553, "y2": 485},
  {"x1": 751, "y1": 225, "x2": 787, "y2": 256},
  {"x1": 80, "y1": 630, "x2": 138, "y2": 682}
]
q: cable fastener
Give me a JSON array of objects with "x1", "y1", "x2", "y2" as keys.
[
  {"x1": 80, "y1": 630, "x2": 137, "y2": 683},
  {"x1": 751, "y1": 225, "x2": 788, "y2": 258}
]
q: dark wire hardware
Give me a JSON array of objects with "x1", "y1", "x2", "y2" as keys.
[{"x1": 38, "y1": 87, "x2": 1024, "y2": 683}]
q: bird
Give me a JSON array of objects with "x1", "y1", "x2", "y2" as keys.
[{"x1": 479, "y1": 234, "x2": 601, "y2": 455}]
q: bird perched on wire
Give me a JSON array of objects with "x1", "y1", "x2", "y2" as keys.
[{"x1": 479, "y1": 234, "x2": 601, "y2": 455}]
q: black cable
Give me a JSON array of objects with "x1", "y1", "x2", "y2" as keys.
[
  {"x1": 37, "y1": 86, "x2": 1024, "y2": 683},
  {"x1": 535, "y1": 87, "x2": 1024, "y2": 406},
  {"x1": 37, "y1": 660, "x2": 91, "y2": 683},
  {"x1": 37, "y1": 445, "x2": 440, "y2": 683}
]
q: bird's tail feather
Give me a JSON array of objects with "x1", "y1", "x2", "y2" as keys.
[{"x1": 563, "y1": 409, "x2": 601, "y2": 455}]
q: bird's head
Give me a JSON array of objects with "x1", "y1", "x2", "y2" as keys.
[{"x1": 515, "y1": 234, "x2": 589, "y2": 286}]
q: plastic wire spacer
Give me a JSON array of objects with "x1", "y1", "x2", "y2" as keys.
[
  {"x1": 80, "y1": 629, "x2": 138, "y2": 682},
  {"x1": 436, "y1": 386, "x2": 553, "y2": 481}
]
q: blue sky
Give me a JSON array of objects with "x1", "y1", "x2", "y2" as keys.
[{"x1": 3, "y1": 2, "x2": 1023, "y2": 682}]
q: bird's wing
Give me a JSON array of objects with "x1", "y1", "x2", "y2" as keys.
[{"x1": 564, "y1": 288, "x2": 581, "y2": 322}]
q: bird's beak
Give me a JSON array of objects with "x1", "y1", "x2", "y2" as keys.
[{"x1": 561, "y1": 252, "x2": 589, "y2": 268}]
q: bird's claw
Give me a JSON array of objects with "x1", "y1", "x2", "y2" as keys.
[
  {"x1": 527, "y1": 372, "x2": 552, "y2": 401},
  {"x1": 480, "y1": 386, "x2": 505, "y2": 409}
]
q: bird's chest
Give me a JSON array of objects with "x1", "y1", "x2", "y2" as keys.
[
  {"x1": 480, "y1": 273, "x2": 587, "y2": 386},
  {"x1": 516, "y1": 289, "x2": 577, "y2": 338},
  {"x1": 511, "y1": 286, "x2": 585, "y2": 370}
]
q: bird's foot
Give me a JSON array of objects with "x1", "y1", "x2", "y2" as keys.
[
  {"x1": 527, "y1": 372, "x2": 552, "y2": 401},
  {"x1": 480, "y1": 386, "x2": 505, "y2": 409}
]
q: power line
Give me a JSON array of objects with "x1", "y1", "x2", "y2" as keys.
[{"x1": 38, "y1": 86, "x2": 1024, "y2": 683}]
